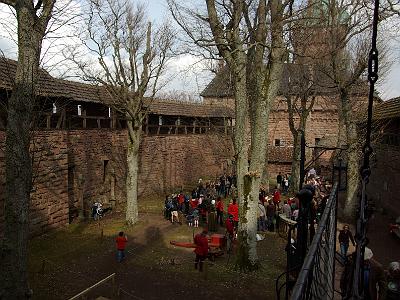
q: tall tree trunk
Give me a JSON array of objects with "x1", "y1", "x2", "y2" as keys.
[
  {"x1": 340, "y1": 89, "x2": 359, "y2": 218},
  {"x1": 0, "y1": 2, "x2": 51, "y2": 298},
  {"x1": 231, "y1": 54, "x2": 253, "y2": 270},
  {"x1": 126, "y1": 120, "x2": 141, "y2": 225},
  {"x1": 290, "y1": 131, "x2": 301, "y2": 193}
]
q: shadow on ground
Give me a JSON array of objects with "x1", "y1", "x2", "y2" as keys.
[{"x1": 28, "y1": 212, "x2": 287, "y2": 300}]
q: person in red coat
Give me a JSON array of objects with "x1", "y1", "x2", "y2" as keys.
[
  {"x1": 273, "y1": 187, "x2": 281, "y2": 209},
  {"x1": 227, "y1": 199, "x2": 239, "y2": 229},
  {"x1": 194, "y1": 228, "x2": 209, "y2": 272},
  {"x1": 116, "y1": 231, "x2": 128, "y2": 262}
]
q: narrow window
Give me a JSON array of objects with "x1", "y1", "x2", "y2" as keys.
[
  {"x1": 77, "y1": 105, "x2": 82, "y2": 116},
  {"x1": 52, "y1": 103, "x2": 57, "y2": 114},
  {"x1": 315, "y1": 138, "x2": 321, "y2": 146},
  {"x1": 103, "y1": 160, "x2": 109, "y2": 182},
  {"x1": 158, "y1": 116, "x2": 163, "y2": 126},
  {"x1": 274, "y1": 139, "x2": 281, "y2": 147},
  {"x1": 108, "y1": 107, "x2": 111, "y2": 118}
]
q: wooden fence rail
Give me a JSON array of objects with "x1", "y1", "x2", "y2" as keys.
[{"x1": 68, "y1": 273, "x2": 116, "y2": 300}]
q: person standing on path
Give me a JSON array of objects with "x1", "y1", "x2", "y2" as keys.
[
  {"x1": 116, "y1": 231, "x2": 128, "y2": 262},
  {"x1": 216, "y1": 197, "x2": 224, "y2": 226},
  {"x1": 277, "y1": 172, "x2": 283, "y2": 190},
  {"x1": 338, "y1": 225, "x2": 355, "y2": 259},
  {"x1": 227, "y1": 199, "x2": 239, "y2": 229}
]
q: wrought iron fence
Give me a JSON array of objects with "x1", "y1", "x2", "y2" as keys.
[{"x1": 290, "y1": 182, "x2": 339, "y2": 300}]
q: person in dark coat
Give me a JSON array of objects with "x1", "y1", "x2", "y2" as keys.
[
  {"x1": 340, "y1": 248, "x2": 386, "y2": 300},
  {"x1": 338, "y1": 225, "x2": 355, "y2": 259}
]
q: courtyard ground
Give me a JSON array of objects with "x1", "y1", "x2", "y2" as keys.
[{"x1": 28, "y1": 201, "x2": 287, "y2": 300}]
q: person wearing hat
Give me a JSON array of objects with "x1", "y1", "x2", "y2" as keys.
[
  {"x1": 193, "y1": 228, "x2": 209, "y2": 272},
  {"x1": 386, "y1": 261, "x2": 400, "y2": 300},
  {"x1": 340, "y1": 247, "x2": 386, "y2": 300},
  {"x1": 363, "y1": 247, "x2": 386, "y2": 300}
]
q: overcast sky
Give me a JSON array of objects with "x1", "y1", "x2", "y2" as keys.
[{"x1": 0, "y1": 0, "x2": 399, "y2": 100}]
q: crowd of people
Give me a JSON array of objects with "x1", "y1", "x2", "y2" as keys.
[
  {"x1": 163, "y1": 174, "x2": 238, "y2": 230},
  {"x1": 159, "y1": 169, "x2": 400, "y2": 297},
  {"x1": 163, "y1": 169, "x2": 334, "y2": 236}
]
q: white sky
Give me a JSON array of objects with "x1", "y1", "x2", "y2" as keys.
[{"x1": 0, "y1": 0, "x2": 399, "y2": 100}]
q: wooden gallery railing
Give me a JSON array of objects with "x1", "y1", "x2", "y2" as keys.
[{"x1": 38, "y1": 111, "x2": 233, "y2": 135}]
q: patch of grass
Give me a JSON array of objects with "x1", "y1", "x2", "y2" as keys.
[
  {"x1": 138, "y1": 195, "x2": 164, "y2": 214},
  {"x1": 28, "y1": 214, "x2": 287, "y2": 299}
]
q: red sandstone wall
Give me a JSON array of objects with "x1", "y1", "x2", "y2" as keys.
[
  {"x1": 0, "y1": 130, "x2": 234, "y2": 235},
  {"x1": 367, "y1": 144, "x2": 400, "y2": 217},
  {"x1": 66, "y1": 130, "x2": 128, "y2": 215},
  {"x1": 138, "y1": 134, "x2": 233, "y2": 195},
  {"x1": 0, "y1": 131, "x2": 70, "y2": 236},
  {"x1": 30, "y1": 132, "x2": 69, "y2": 235},
  {"x1": 0, "y1": 130, "x2": 128, "y2": 235}
]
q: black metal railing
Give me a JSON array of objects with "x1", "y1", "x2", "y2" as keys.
[{"x1": 290, "y1": 182, "x2": 338, "y2": 300}]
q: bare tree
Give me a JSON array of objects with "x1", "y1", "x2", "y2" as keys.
[
  {"x1": 67, "y1": 0, "x2": 174, "y2": 225},
  {"x1": 0, "y1": 0, "x2": 55, "y2": 298},
  {"x1": 282, "y1": 64, "x2": 317, "y2": 192},
  {"x1": 169, "y1": 0, "x2": 292, "y2": 270},
  {"x1": 312, "y1": 0, "x2": 394, "y2": 218}
]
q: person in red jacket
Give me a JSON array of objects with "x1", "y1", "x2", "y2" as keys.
[
  {"x1": 116, "y1": 231, "x2": 128, "y2": 262},
  {"x1": 273, "y1": 187, "x2": 281, "y2": 209},
  {"x1": 194, "y1": 228, "x2": 209, "y2": 272},
  {"x1": 227, "y1": 199, "x2": 239, "y2": 229},
  {"x1": 216, "y1": 197, "x2": 224, "y2": 226}
]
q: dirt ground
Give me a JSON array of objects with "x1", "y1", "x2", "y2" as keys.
[{"x1": 28, "y1": 211, "x2": 287, "y2": 300}]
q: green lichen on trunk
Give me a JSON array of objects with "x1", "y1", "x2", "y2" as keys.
[{"x1": 235, "y1": 175, "x2": 259, "y2": 271}]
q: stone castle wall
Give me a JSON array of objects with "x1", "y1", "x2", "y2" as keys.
[
  {"x1": 0, "y1": 130, "x2": 233, "y2": 235},
  {"x1": 367, "y1": 144, "x2": 400, "y2": 218}
]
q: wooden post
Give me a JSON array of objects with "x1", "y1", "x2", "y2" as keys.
[
  {"x1": 184, "y1": 125, "x2": 187, "y2": 134},
  {"x1": 112, "y1": 109, "x2": 116, "y2": 129},
  {"x1": 62, "y1": 108, "x2": 66, "y2": 129},
  {"x1": 46, "y1": 114, "x2": 51, "y2": 129},
  {"x1": 193, "y1": 121, "x2": 196, "y2": 134},
  {"x1": 224, "y1": 117, "x2": 227, "y2": 135},
  {"x1": 145, "y1": 115, "x2": 149, "y2": 135},
  {"x1": 82, "y1": 110, "x2": 87, "y2": 129},
  {"x1": 97, "y1": 118, "x2": 101, "y2": 129}
]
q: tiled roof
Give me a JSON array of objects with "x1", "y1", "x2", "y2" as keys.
[
  {"x1": 0, "y1": 57, "x2": 233, "y2": 118},
  {"x1": 372, "y1": 97, "x2": 400, "y2": 120},
  {"x1": 200, "y1": 67, "x2": 233, "y2": 98},
  {"x1": 200, "y1": 64, "x2": 369, "y2": 99},
  {"x1": 147, "y1": 99, "x2": 234, "y2": 118},
  {"x1": 58, "y1": 79, "x2": 105, "y2": 103},
  {"x1": 0, "y1": 57, "x2": 67, "y2": 98}
]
